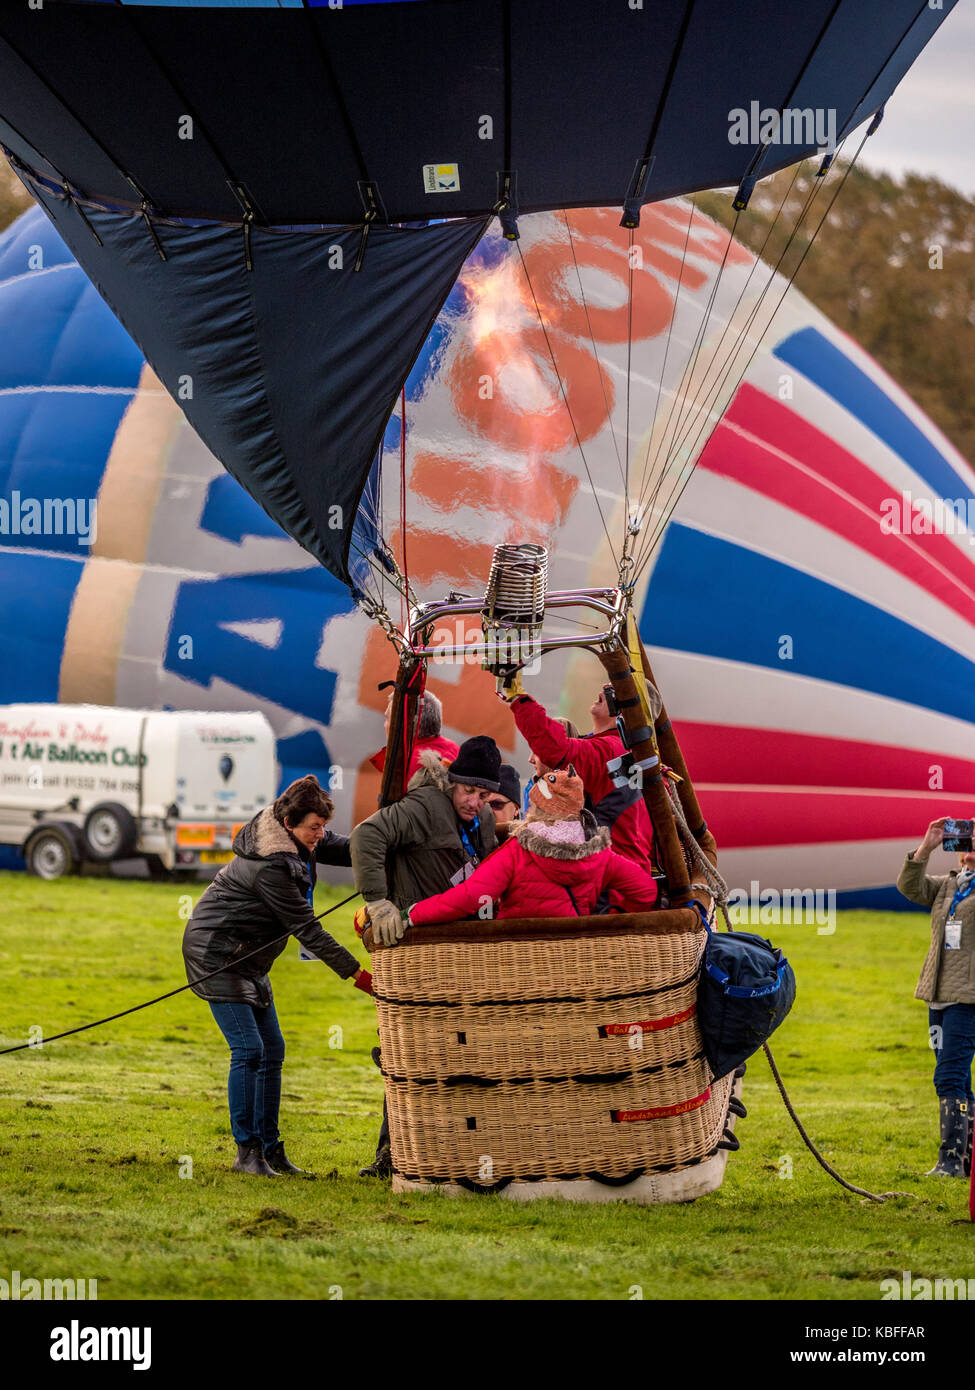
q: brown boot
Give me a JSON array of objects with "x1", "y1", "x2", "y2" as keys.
[{"x1": 233, "y1": 1140, "x2": 280, "y2": 1177}]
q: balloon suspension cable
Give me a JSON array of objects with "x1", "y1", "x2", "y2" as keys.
[
  {"x1": 624, "y1": 225, "x2": 634, "y2": 523},
  {"x1": 0, "y1": 892, "x2": 361, "y2": 1056},
  {"x1": 640, "y1": 201, "x2": 742, "y2": 513},
  {"x1": 399, "y1": 384, "x2": 410, "y2": 634},
  {"x1": 561, "y1": 210, "x2": 625, "y2": 484},
  {"x1": 632, "y1": 195, "x2": 699, "y2": 524},
  {"x1": 635, "y1": 150, "x2": 830, "y2": 556},
  {"x1": 516, "y1": 240, "x2": 619, "y2": 571},
  {"x1": 631, "y1": 160, "x2": 801, "y2": 526},
  {"x1": 632, "y1": 127, "x2": 871, "y2": 583}
]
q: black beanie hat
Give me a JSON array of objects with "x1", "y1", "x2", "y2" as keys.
[
  {"x1": 447, "y1": 736, "x2": 502, "y2": 792},
  {"x1": 498, "y1": 763, "x2": 521, "y2": 807}
]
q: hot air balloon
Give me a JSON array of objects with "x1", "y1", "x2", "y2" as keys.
[{"x1": 0, "y1": 0, "x2": 963, "y2": 1200}]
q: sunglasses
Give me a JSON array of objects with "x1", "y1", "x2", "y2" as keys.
[{"x1": 487, "y1": 799, "x2": 510, "y2": 812}]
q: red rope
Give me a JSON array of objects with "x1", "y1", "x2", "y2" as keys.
[{"x1": 399, "y1": 386, "x2": 412, "y2": 792}]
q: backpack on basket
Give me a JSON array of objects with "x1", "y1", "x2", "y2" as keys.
[{"x1": 697, "y1": 925, "x2": 796, "y2": 1081}]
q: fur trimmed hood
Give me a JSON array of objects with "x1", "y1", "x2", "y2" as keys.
[
  {"x1": 512, "y1": 810, "x2": 610, "y2": 861},
  {"x1": 233, "y1": 805, "x2": 303, "y2": 860},
  {"x1": 406, "y1": 746, "x2": 453, "y2": 794}
]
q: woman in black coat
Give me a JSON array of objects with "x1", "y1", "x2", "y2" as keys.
[{"x1": 182, "y1": 775, "x2": 371, "y2": 1176}]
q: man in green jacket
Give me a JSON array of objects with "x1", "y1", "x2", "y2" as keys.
[
  {"x1": 898, "y1": 815, "x2": 975, "y2": 1177},
  {"x1": 350, "y1": 735, "x2": 501, "y2": 1175},
  {"x1": 351, "y1": 735, "x2": 501, "y2": 944}
]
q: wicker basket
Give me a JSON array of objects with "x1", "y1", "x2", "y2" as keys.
[{"x1": 368, "y1": 909, "x2": 740, "y2": 1203}]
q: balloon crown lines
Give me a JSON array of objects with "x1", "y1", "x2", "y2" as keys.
[{"x1": 0, "y1": 491, "x2": 97, "y2": 547}]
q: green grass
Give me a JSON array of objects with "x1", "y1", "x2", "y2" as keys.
[{"x1": 0, "y1": 870, "x2": 972, "y2": 1301}]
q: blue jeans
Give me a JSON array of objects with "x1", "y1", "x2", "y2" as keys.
[
  {"x1": 209, "y1": 1000, "x2": 285, "y2": 1147},
  {"x1": 928, "y1": 1004, "x2": 975, "y2": 1105}
]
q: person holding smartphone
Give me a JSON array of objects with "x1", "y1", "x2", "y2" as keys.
[{"x1": 897, "y1": 815, "x2": 975, "y2": 1176}]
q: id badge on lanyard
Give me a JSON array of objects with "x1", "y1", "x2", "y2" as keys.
[
  {"x1": 452, "y1": 816, "x2": 480, "y2": 886},
  {"x1": 945, "y1": 878, "x2": 975, "y2": 950}
]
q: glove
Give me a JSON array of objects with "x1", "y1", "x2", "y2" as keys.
[
  {"x1": 352, "y1": 968, "x2": 374, "y2": 995},
  {"x1": 352, "y1": 904, "x2": 371, "y2": 938},
  {"x1": 367, "y1": 899, "x2": 407, "y2": 948},
  {"x1": 497, "y1": 669, "x2": 524, "y2": 702}
]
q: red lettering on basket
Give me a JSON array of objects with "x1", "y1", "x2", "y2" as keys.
[
  {"x1": 611, "y1": 1088, "x2": 711, "y2": 1123},
  {"x1": 600, "y1": 1003, "x2": 696, "y2": 1037}
]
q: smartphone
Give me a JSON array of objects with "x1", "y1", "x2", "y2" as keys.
[{"x1": 943, "y1": 818, "x2": 974, "y2": 853}]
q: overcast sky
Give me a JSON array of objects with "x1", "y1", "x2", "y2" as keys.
[{"x1": 858, "y1": 3, "x2": 975, "y2": 196}]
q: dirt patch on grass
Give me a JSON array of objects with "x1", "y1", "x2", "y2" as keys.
[{"x1": 229, "y1": 1207, "x2": 336, "y2": 1240}]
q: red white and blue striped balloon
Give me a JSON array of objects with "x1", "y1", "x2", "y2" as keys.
[{"x1": 1, "y1": 202, "x2": 972, "y2": 902}]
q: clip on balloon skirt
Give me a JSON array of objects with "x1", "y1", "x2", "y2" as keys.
[
  {"x1": 697, "y1": 924, "x2": 796, "y2": 1083},
  {"x1": 365, "y1": 907, "x2": 744, "y2": 1205}
]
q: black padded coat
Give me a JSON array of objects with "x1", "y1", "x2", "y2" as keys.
[{"x1": 181, "y1": 807, "x2": 360, "y2": 1007}]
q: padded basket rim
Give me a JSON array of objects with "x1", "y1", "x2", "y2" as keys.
[{"x1": 366, "y1": 904, "x2": 710, "y2": 952}]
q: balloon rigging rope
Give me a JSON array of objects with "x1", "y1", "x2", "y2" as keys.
[
  {"x1": 631, "y1": 157, "x2": 803, "y2": 526},
  {"x1": 631, "y1": 129, "x2": 871, "y2": 581},
  {"x1": 636, "y1": 152, "x2": 841, "y2": 565},
  {"x1": 625, "y1": 225, "x2": 634, "y2": 529},
  {"x1": 0, "y1": 892, "x2": 361, "y2": 1057},
  {"x1": 635, "y1": 200, "x2": 743, "y2": 534},
  {"x1": 399, "y1": 384, "x2": 409, "y2": 636},
  {"x1": 633, "y1": 196, "x2": 698, "y2": 521},
  {"x1": 631, "y1": 171, "x2": 821, "y2": 575},
  {"x1": 516, "y1": 241, "x2": 620, "y2": 570},
  {"x1": 654, "y1": 158, "x2": 806, "y2": 485},
  {"x1": 760, "y1": 1038, "x2": 915, "y2": 1204},
  {"x1": 561, "y1": 210, "x2": 626, "y2": 487}
]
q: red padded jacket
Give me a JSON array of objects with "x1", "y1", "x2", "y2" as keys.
[{"x1": 408, "y1": 817, "x2": 657, "y2": 924}]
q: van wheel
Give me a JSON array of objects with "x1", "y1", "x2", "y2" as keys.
[
  {"x1": 83, "y1": 802, "x2": 137, "y2": 861},
  {"x1": 26, "y1": 828, "x2": 76, "y2": 880}
]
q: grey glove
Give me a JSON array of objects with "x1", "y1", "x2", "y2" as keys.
[{"x1": 367, "y1": 899, "x2": 407, "y2": 947}]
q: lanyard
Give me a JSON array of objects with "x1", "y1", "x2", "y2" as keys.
[
  {"x1": 949, "y1": 877, "x2": 975, "y2": 918},
  {"x1": 302, "y1": 855, "x2": 316, "y2": 907},
  {"x1": 458, "y1": 815, "x2": 481, "y2": 867}
]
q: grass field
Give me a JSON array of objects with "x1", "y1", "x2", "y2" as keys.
[{"x1": 1, "y1": 869, "x2": 973, "y2": 1302}]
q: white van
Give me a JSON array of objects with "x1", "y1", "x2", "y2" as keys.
[{"x1": 0, "y1": 704, "x2": 277, "y2": 879}]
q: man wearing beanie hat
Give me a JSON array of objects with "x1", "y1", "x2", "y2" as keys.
[
  {"x1": 350, "y1": 735, "x2": 501, "y2": 1176},
  {"x1": 352, "y1": 736, "x2": 501, "y2": 931}
]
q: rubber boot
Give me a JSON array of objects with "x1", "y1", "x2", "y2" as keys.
[
  {"x1": 966, "y1": 1114, "x2": 974, "y2": 1179},
  {"x1": 358, "y1": 1143, "x2": 392, "y2": 1179},
  {"x1": 264, "y1": 1140, "x2": 305, "y2": 1175},
  {"x1": 233, "y1": 1139, "x2": 280, "y2": 1177},
  {"x1": 926, "y1": 1097, "x2": 969, "y2": 1177}
]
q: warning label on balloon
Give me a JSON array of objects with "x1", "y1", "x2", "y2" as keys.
[{"x1": 423, "y1": 163, "x2": 459, "y2": 193}]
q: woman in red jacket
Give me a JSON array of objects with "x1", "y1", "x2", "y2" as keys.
[{"x1": 407, "y1": 767, "x2": 656, "y2": 925}]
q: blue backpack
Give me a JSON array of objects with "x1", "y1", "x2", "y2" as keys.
[{"x1": 697, "y1": 923, "x2": 796, "y2": 1081}]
